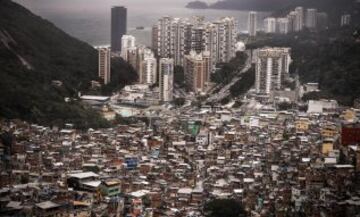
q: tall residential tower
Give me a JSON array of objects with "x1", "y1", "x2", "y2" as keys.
[
  {"x1": 98, "y1": 47, "x2": 111, "y2": 85},
  {"x1": 255, "y1": 47, "x2": 291, "y2": 94},
  {"x1": 264, "y1": 17, "x2": 277, "y2": 33},
  {"x1": 121, "y1": 35, "x2": 136, "y2": 61},
  {"x1": 159, "y1": 58, "x2": 174, "y2": 102},
  {"x1": 248, "y1": 11, "x2": 257, "y2": 37},
  {"x1": 305, "y1": 8, "x2": 317, "y2": 29},
  {"x1": 184, "y1": 51, "x2": 211, "y2": 93},
  {"x1": 294, "y1": 7, "x2": 304, "y2": 31}
]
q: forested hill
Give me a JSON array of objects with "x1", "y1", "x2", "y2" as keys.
[{"x1": 0, "y1": 0, "x2": 136, "y2": 129}]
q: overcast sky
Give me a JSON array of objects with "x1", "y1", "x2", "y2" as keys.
[{"x1": 14, "y1": 0, "x2": 218, "y2": 13}]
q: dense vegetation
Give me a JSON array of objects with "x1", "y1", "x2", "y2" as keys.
[
  {"x1": 204, "y1": 199, "x2": 247, "y2": 217},
  {"x1": 173, "y1": 98, "x2": 186, "y2": 107},
  {"x1": 174, "y1": 66, "x2": 185, "y2": 88},
  {"x1": 229, "y1": 67, "x2": 255, "y2": 97},
  {"x1": 248, "y1": 27, "x2": 360, "y2": 105},
  {"x1": 0, "y1": 0, "x2": 136, "y2": 129},
  {"x1": 211, "y1": 52, "x2": 247, "y2": 84},
  {"x1": 218, "y1": 66, "x2": 255, "y2": 105},
  {"x1": 101, "y1": 57, "x2": 137, "y2": 95}
]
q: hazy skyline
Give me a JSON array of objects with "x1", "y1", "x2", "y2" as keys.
[
  {"x1": 14, "y1": 0, "x2": 270, "y2": 46},
  {"x1": 14, "y1": 0, "x2": 217, "y2": 13}
]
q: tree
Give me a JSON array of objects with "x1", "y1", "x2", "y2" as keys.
[
  {"x1": 204, "y1": 199, "x2": 247, "y2": 217},
  {"x1": 211, "y1": 52, "x2": 247, "y2": 84},
  {"x1": 174, "y1": 97, "x2": 185, "y2": 107},
  {"x1": 174, "y1": 66, "x2": 185, "y2": 88},
  {"x1": 229, "y1": 67, "x2": 255, "y2": 97},
  {"x1": 0, "y1": 1, "x2": 136, "y2": 129}
]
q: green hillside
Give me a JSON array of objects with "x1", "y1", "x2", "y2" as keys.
[
  {"x1": 248, "y1": 27, "x2": 360, "y2": 105},
  {"x1": 0, "y1": 0, "x2": 137, "y2": 129}
]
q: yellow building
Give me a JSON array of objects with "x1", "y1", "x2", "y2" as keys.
[
  {"x1": 295, "y1": 118, "x2": 310, "y2": 133},
  {"x1": 322, "y1": 140, "x2": 334, "y2": 155},
  {"x1": 341, "y1": 109, "x2": 357, "y2": 122}
]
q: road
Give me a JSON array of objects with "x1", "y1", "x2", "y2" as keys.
[{"x1": 206, "y1": 50, "x2": 252, "y2": 103}]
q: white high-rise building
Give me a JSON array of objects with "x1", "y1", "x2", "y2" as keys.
[
  {"x1": 255, "y1": 47, "x2": 291, "y2": 94},
  {"x1": 203, "y1": 22, "x2": 218, "y2": 73},
  {"x1": 97, "y1": 47, "x2": 111, "y2": 85},
  {"x1": 295, "y1": 7, "x2": 304, "y2": 31},
  {"x1": 214, "y1": 17, "x2": 237, "y2": 63},
  {"x1": 277, "y1": 18, "x2": 289, "y2": 34},
  {"x1": 248, "y1": 11, "x2": 257, "y2": 36},
  {"x1": 135, "y1": 45, "x2": 146, "y2": 82},
  {"x1": 155, "y1": 16, "x2": 172, "y2": 58},
  {"x1": 287, "y1": 11, "x2": 297, "y2": 32},
  {"x1": 141, "y1": 49, "x2": 157, "y2": 85},
  {"x1": 121, "y1": 35, "x2": 136, "y2": 61},
  {"x1": 170, "y1": 18, "x2": 188, "y2": 66},
  {"x1": 264, "y1": 17, "x2": 277, "y2": 33},
  {"x1": 134, "y1": 46, "x2": 157, "y2": 85},
  {"x1": 159, "y1": 58, "x2": 174, "y2": 102},
  {"x1": 341, "y1": 14, "x2": 351, "y2": 26},
  {"x1": 305, "y1": 8, "x2": 317, "y2": 29},
  {"x1": 191, "y1": 25, "x2": 205, "y2": 54}
]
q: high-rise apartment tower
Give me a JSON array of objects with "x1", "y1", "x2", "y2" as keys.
[
  {"x1": 248, "y1": 11, "x2": 257, "y2": 36},
  {"x1": 98, "y1": 47, "x2": 111, "y2": 84},
  {"x1": 255, "y1": 47, "x2": 291, "y2": 94}
]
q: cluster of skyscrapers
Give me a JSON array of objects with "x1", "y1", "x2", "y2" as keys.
[
  {"x1": 264, "y1": 7, "x2": 328, "y2": 34},
  {"x1": 248, "y1": 8, "x2": 329, "y2": 36},
  {"x1": 121, "y1": 35, "x2": 153, "y2": 84},
  {"x1": 120, "y1": 35, "x2": 174, "y2": 102},
  {"x1": 98, "y1": 9, "x2": 238, "y2": 100},
  {"x1": 121, "y1": 35, "x2": 158, "y2": 85},
  {"x1": 255, "y1": 47, "x2": 292, "y2": 94},
  {"x1": 152, "y1": 16, "x2": 237, "y2": 93},
  {"x1": 96, "y1": 6, "x2": 353, "y2": 102}
]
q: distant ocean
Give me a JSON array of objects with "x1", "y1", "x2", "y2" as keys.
[{"x1": 14, "y1": 0, "x2": 270, "y2": 46}]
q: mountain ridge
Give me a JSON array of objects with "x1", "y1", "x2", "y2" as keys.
[{"x1": 0, "y1": 0, "x2": 137, "y2": 129}]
